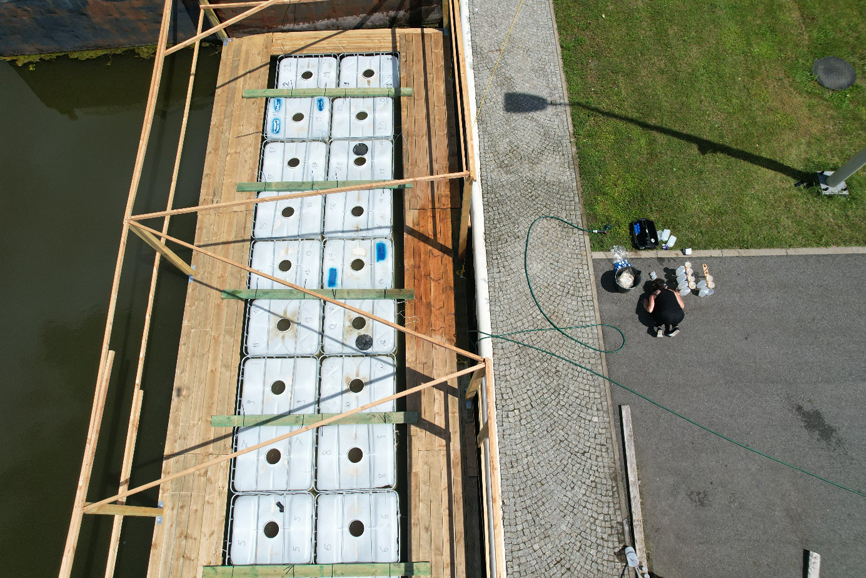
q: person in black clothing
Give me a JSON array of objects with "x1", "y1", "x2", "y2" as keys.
[{"x1": 642, "y1": 278, "x2": 685, "y2": 337}]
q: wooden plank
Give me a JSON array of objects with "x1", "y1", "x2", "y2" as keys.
[
  {"x1": 221, "y1": 288, "x2": 415, "y2": 300},
  {"x1": 269, "y1": 30, "x2": 400, "y2": 55},
  {"x1": 129, "y1": 222, "x2": 195, "y2": 276},
  {"x1": 196, "y1": 0, "x2": 229, "y2": 41},
  {"x1": 464, "y1": 365, "x2": 484, "y2": 399},
  {"x1": 807, "y1": 551, "x2": 821, "y2": 578},
  {"x1": 243, "y1": 87, "x2": 414, "y2": 98},
  {"x1": 202, "y1": 562, "x2": 432, "y2": 577},
  {"x1": 211, "y1": 411, "x2": 420, "y2": 427},
  {"x1": 621, "y1": 405, "x2": 648, "y2": 574},
  {"x1": 457, "y1": 178, "x2": 473, "y2": 259},
  {"x1": 84, "y1": 504, "x2": 163, "y2": 517},
  {"x1": 237, "y1": 180, "x2": 413, "y2": 193}
]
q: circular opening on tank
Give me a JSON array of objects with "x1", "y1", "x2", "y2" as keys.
[
  {"x1": 355, "y1": 334, "x2": 374, "y2": 351},
  {"x1": 287, "y1": 158, "x2": 301, "y2": 168},
  {"x1": 301, "y1": 70, "x2": 314, "y2": 80},
  {"x1": 351, "y1": 206, "x2": 365, "y2": 217},
  {"x1": 349, "y1": 520, "x2": 365, "y2": 537},
  {"x1": 349, "y1": 378, "x2": 365, "y2": 393},
  {"x1": 271, "y1": 380, "x2": 286, "y2": 395},
  {"x1": 351, "y1": 258, "x2": 365, "y2": 271},
  {"x1": 348, "y1": 447, "x2": 364, "y2": 463},
  {"x1": 282, "y1": 206, "x2": 295, "y2": 218},
  {"x1": 292, "y1": 112, "x2": 305, "y2": 122},
  {"x1": 353, "y1": 157, "x2": 367, "y2": 167},
  {"x1": 352, "y1": 143, "x2": 369, "y2": 156},
  {"x1": 264, "y1": 521, "x2": 280, "y2": 538},
  {"x1": 356, "y1": 110, "x2": 369, "y2": 121},
  {"x1": 362, "y1": 69, "x2": 376, "y2": 78},
  {"x1": 278, "y1": 260, "x2": 292, "y2": 272},
  {"x1": 352, "y1": 316, "x2": 367, "y2": 330},
  {"x1": 277, "y1": 318, "x2": 292, "y2": 331},
  {"x1": 266, "y1": 448, "x2": 281, "y2": 464}
]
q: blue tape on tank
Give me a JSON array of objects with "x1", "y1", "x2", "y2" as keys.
[
  {"x1": 376, "y1": 242, "x2": 387, "y2": 262},
  {"x1": 327, "y1": 267, "x2": 338, "y2": 288}
]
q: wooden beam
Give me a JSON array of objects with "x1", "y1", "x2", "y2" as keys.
[
  {"x1": 621, "y1": 405, "x2": 648, "y2": 576},
  {"x1": 807, "y1": 551, "x2": 821, "y2": 578},
  {"x1": 221, "y1": 288, "x2": 415, "y2": 300},
  {"x1": 202, "y1": 562, "x2": 432, "y2": 577},
  {"x1": 129, "y1": 171, "x2": 468, "y2": 222},
  {"x1": 457, "y1": 178, "x2": 474, "y2": 259},
  {"x1": 212, "y1": 411, "x2": 419, "y2": 427},
  {"x1": 128, "y1": 222, "x2": 195, "y2": 276},
  {"x1": 442, "y1": 0, "x2": 450, "y2": 29},
  {"x1": 127, "y1": 222, "x2": 485, "y2": 362},
  {"x1": 82, "y1": 363, "x2": 484, "y2": 513},
  {"x1": 199, "y1": 0, "x2": 312, "y2": 7},
  {"x1": 197, "y1": 0, "x2": 229, "y2": 40},
  {"x1": 450, "y1": 0, "x2": 476, "y2": 179},
  {"x1": 476, "y1": 421, "x2": 489, "y2": 447},
  {"x1": 85, "y1": 503, "x2": 163, "y2": 518},
  {"x1": 243, "y1": 87, "x2": 414, "y2": 98},
  {"x1": 463, "y1": 365, "x2": 484, "y2": 399},
  {"x1": 237, "y1": 180, "x2": 413, "y2": 193},
  {"x1": 484, "y1": 358, "x2": 507, "y2": 578}
]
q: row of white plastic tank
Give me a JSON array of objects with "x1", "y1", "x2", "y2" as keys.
[{"x1": 229, "y1": 53, "x2": 402, "y2": 569}]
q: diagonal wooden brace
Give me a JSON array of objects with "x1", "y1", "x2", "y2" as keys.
[
  {"x1": 128, "y1": 222, "x2": 195, "y2": 277},
  {"x1": 463, "y1": 365, "x2": 485, "y2": 400}
]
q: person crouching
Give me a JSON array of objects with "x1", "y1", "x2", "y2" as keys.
[{"x1": 642, "y1": 278, "x2": 685, "y2": 337}]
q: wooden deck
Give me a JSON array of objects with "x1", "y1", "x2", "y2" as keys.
[{"x1": 148, "y1": 30, "x2": 476, "y2": 578}]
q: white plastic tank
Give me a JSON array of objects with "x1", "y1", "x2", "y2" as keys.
[
  {"x1": 322, "y1": 239, "x2": 394, "y2": 289},
  {"x1": 323, "y1": 300, "x2": 396, "y2": 355},
  {"x1": 316, "y1": 492, "x2": 399, "y2": 565},
  {"x1": 323, "y1": 189, "x2": 392, "y2": 239},
  {"x1": 245, "y1": 299, "x2": 323, "y2": 356},
  {"x1": 328, "y1": 140, "x2": 393, "y2": 184},
  {"x1": 339, "y1": 54, "x2": 399, "y2": 88},
  {"x1": 316, "y1": 356, "x2": 396, "y2": 491},
  {"x1": 331, "y1": 98, "x2": 393, "y2": 139},
  {"x1": 265, "y1": 97, "x2": 330, "y2": 141},
  {"x1": 234, "y1": 357, "x2": 318, "y2": 492},
  {"x1": 230, "y1": 493, "x2": 315, "y2": 564},
  {"x1": 261, "y1": 141, "x2": 328, "y2": 183},
  {"x1": 249, "y1": 240, "x2": 322, "y2": 290},
  {"x1": 277, "y1": 55, "x2": 338, "y2": 89},
  {"x1": 253, "y1": 192, "x2": 323, "y2": 240}
]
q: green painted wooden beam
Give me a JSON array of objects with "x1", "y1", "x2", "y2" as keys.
[
  {"x1": 221, "y1": 288, "x2": 415, "y2": 301},
  {"x1": 236, "y1": 180, "x2": 413, "y2": 193},
  {"x1": 202, "y1": 562, "x2": 432, "y2": 577},
  {"x1": 212, "y1": 412, "x2": 418, "y2": 428},
  {"x1": 243, "y1": 87, "x2": 413, "y2": 98}
]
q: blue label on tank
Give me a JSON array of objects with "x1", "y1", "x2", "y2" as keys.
[
  {"x1": 327, "y1": 267, "x2": 338, "y2": 287},
  {"x1": 316, "y1": 97, "x2": 325, "y2": 111},
  {"x1": 376, "y1": 242, "x2": 387, "y2": 262},
  {"x1": 271, "y1": 119, "x2": 281, "y2": 134},
  {"x1": 273, "y1": 98, "x2": 282, "y2": 112}
]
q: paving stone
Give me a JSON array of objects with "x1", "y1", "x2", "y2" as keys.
[{"x1": 467, "y1": 0, "x2": 626, "y2": 574}]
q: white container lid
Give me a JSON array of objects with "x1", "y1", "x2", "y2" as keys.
[
  {"x1": 323, "y1": 190, "x2": 392, "y2": 239},
  {"x1": 339, "y1": 54, "x2": 399, "y2": 88},
  {"x1": 261, "y1": 141, "x2": 328, "y2": 183},
  {"x1": 328, "y1": 140, "x2": 393, "y2": 183},
  {"x1": 253, "y1": 192, "x2": 323, "y2": 240},
  {"x1": 316, "y1": 492, "x2": 399, "y2": 564},
  {"x1": 322, "y1": 300, "x2": 397, "y2": 355},
  {"x1": 277, "y1": 55, "x2": 338, "y2": 89},
  {"x1": 316, "y1": 424, "x2": 395, "y2": 490},
  {"x1": 230, "y1": 493, "x2": 315, "y2": 564},
  {"x1": 265, "y1": 97, "x2": 331, "y2": 141},
  {"x1": 245, "y1": 299, "x2": 323, "y2": 356},
  {"x1": 249, "y1": 240, "x2": 322, "y2": 290},
  {"x1": 322, "y1": 239, "x2": 394, "y2": 289},
  {"x1": 319, "y1": 356, "x2": 397, "y2": 413},
  {"x1": 331, "y1": 97, "x2": 393, "y2": 139}
]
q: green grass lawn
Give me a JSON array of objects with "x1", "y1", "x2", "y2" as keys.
[{"x1": 553, "y1": 0, "x2": 866, "y2": 250}]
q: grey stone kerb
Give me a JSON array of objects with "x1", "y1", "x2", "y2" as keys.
[{"x1": 467, "y1": 0, "x2": 628, "y2": 575}]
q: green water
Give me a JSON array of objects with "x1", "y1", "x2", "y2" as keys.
[{"x1": 0, "y1": 48, "x2": 222, "y2": 577}]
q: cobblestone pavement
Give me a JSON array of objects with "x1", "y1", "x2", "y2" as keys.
[{"x1": 466, "y1": 0, "x2": 628, "y2": 575}]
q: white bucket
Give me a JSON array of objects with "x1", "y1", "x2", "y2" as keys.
[
  {"x1": 245, "y1": 299, "x2": 323, "y2": 356},
  {"x1": 316, "y1": 492, "x2": 399, "y2": 564},
  {"x1": 265, "y1": 97, "x2": 331, "y2": 141},
  {"x1": 323, "y1": 299, "x2": 397, "y2": 355},
  {"x1": 249, "y1": 240, "x2": 322, "y2": 290},
  {"x1": 339, "y1": 54, "x2": 400, "y2": 88},
  {"x1": 230, "y1": 493, "x2": 315, "y2": 565},
  {"x1": 277, "y1": 55, "x2": 338, "y2": 89},
  {"x1": 331, "y1": 97, "x2": 394, "y2": 139}
]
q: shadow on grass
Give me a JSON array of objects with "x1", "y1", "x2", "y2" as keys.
[{"x1": 503, "y1": 92, "x2": 811, "y2": 182}]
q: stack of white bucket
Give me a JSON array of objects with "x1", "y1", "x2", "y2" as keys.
[{"x1": 230, "y1": 54, "x2": 402, "y2": 570}]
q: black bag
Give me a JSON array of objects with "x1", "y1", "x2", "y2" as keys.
[{"x1": 630, "y1": 219, "x2": 658, "y2": 250}]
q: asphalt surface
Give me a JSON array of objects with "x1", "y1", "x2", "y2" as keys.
[{"x1": 593, "y1": 253, "x2": 866, "y2": 577}]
